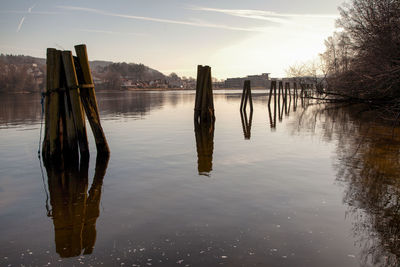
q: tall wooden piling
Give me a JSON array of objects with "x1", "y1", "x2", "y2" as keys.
[
  {"x1": 268, "y1": 81, "x2": 276, "y2": 106},
  {"x1": 62, "y1": 51, "x2": 89, "y2": 158},
  {"x1": 194, "y1": 65, "x2": 215, "y2": 124},
  {"x1": 74, "y1": 45, "x2": 110, "y2": 155},
  {"x1": 240, "y1": 80, "x2": 253, "y2": 111},
  {"x1": 42, "y1": 48, "x2": 62, "y2": 161},
  {"x1": 278, "y1": 81, "x2": 283, "y2": 104},
  {"x1": 285, "y1": 82, "x2": 291, "y2": 100}
]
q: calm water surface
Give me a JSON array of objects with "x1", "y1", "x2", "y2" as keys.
[{"x1": 0, "y1": 90, "x2": 399, "y2": 266}]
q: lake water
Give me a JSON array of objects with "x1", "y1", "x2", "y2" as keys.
[{"x1": 0, "y1": 90, "x2": 399, "y2": 266}]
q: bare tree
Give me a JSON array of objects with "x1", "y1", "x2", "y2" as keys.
[{"x1": 321, "y1": 0, "x2": 400, "y2": 101}]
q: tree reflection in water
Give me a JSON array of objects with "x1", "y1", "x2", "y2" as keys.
[
  {"x1": 45, "y1": 154, "x2": 109, "y2": 258},
  {"x1": 293, "y1": 104, "x2": 400, "y2": 266}
]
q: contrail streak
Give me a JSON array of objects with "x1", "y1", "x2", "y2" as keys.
[
  {"x1": 58, "y1": 5, "x2": 265, "y2": 32},
  {"x1": 17, "y1": 17, "x2": 25, "y2": 32}
]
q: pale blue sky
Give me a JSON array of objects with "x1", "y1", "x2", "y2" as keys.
[{"x1": 0, "y1": 0, "x2": 344, "y2": 78}]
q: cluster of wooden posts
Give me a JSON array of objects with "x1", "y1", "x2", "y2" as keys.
[
  {"x1": 42, "y1": 44, "x2": 109, "y2": 164},
  {"x1": 267, "y1": 81, "x2": 314, "y2": 128}
]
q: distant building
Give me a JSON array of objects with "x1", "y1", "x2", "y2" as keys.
[{"x1": 225, "y1": 73, "x2": 270, "y2": 88}]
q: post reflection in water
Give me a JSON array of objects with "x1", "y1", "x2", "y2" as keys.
[
  {"x1": 45, "y1": 154, "x2": 109, "y2": 258},
  {"x1": 194, "y1": 121, "x2": 215, "y2": 176},
  {"x1": 240, "y1": 109, "x2": 253, "y2": 139}
]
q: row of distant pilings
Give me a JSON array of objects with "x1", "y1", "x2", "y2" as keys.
[{"x1": 192, "y1": 65, "x2": 315, "y2": 174}]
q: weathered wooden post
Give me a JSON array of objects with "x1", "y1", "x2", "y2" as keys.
[
  {"x1": 62, "y1": 51, "x2": 89, "y2": 158},
  {"x1": 285, "y1": 82, "x2": 291, "y2": 100},
  {"x1": 268, "y1": 81, "x2": 276, "y2": 106},
  {"x1": 42, "y1": 44, "x2": 109, "y2": 165},
  {"x1": 194, "y1": 65, "x2": 215, "y2": 124},
  {"x1": 240, "y1": 80, "x2": 253, "y2": 112},
  {"x1": 74, "y1": 45, "x2": 110, "y2": 155},
  {"x1": 42, "y1": 48, "x2": 62, "y2": 161},
  {"x1": 300, "y1": 83, "x2": 305, "y2": 98}
]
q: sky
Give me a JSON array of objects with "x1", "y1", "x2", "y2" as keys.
[{"x1": 0, "y1": 0, "x2": 344, "y2": 79}]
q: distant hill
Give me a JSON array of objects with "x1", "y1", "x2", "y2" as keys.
[
  {"x1": 99, "y1": 62, "x2": 166, "y2": 81},
  {"x1": 89, "y1": 60, "x2": 113, "y2": 70},
  {"x1": 0, "y1": 54, "x2": 46, "y2": 66},
  {"x1": 0, "y1": 54, "x2": 175, "y2": 92}
]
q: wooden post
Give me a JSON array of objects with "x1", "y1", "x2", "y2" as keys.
[
  {"x1": 74, "y1": 45, "x2": 110, "y2": 155},
  {"x1": 268, "y1": 81, "x2": 276, "y2": 106},
  {"x1": 285, "y1": 82, "x2": 291, "y2": 100},
  {"x1": 42, "y1": 48, "x2": 62, "y2": 161},
  {"x1": 194, "y1": 65, "x2": 215, "y2": 124},
  {"x1": 62, "y1": 51, "x2": 89, "y2": 159},
  {"x1": 60, "y1": 70, "x2": 79, "y2": 159},
  {"x1": 300, "y1": 83, "x2": 305, "y2": 98},
  {"x1": 194, "y1": 65, "x2": 205, "y2": 121},
  {"x1": 240, "y1": 80, "x2": 253, "y2": 111},
  {"x1": 284, "y1": 82, "x2": 288, "y2": 103},
  {"x1": 240, "y1": 81, "x2": 246, "y2": 110}
]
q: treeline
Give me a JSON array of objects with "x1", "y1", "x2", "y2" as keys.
[
  {"x1": 94, "y1": 62, "x2": 167, "y2": 89},
  {"x1": 0, "y1": 54, "x2": 46, "y2": 93},
  {"x1": 320, "y1": 0, "x2": 400, "y2": 102},
  {"x1": 0, "y1": 53, "x2": 187, "y2": 92}
]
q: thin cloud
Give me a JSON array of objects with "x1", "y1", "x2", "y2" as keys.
[
  {"x1": 77, "y1": 28, "x2": 147, "y2": 36},
  {"x1": 57, "y1": 5, "x2": 264, "y2": 32},
  {"x1": 16, "y1": 17, "x2": 25, "y2": 32},
  {"x1": 16, "y1": 3, "x2": 38, "y2": 33},
  {"x1": 0, "y1": 10, "x2": 60, "y2": 15},
  {"x1": 190, "y1": 6, "x2": 338, "y2": 22}
]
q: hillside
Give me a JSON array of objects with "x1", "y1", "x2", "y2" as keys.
[{"x1": 0, "y1": 54, "x2": 177, "y2": 92}]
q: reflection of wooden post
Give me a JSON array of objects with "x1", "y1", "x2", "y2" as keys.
[
  {"x1": 194, "y1": 65, "x2": 215, "y2": 124},
  {"x1": 42, "y1": 48, "x2": 62, "y2": 161},
  {"x1": 194, "y1": 121, "x2": 214, "y2": 176},
  {"x1": 46, "y1": 153, "x2": 109, "y2": 258},
  {"x1": 268, "y1": 101, "x2": 276, "y2": 129},
  {"x1": 82, "y1": 154, "x2": 109, "y2": 254},
  {"x1": 240, "y1": 80, "x2": 253, "y2": 111},
  {"x1": 74, "y1": 45, "x2": 110, "y2": 155},
  {"x1": 240, "y1": 109, "x2": 253, "y2": 139},
  {"x1": 293, "y1": 82, "x2": 297, "y2": 98},
  {"x1": 62, "y1": 51, "x2": 89, "y2": 158}
]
